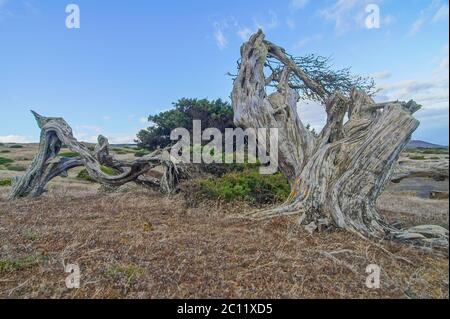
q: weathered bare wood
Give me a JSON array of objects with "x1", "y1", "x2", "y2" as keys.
[
  {"x1": 392, "y1": 158, "x2": 449, "y2": 182},
  {"x1": 9, "y1": 111, "x2": 184, "y2": 200},
  {"x1": 232, "y1": 30, "x2": 448, "y2": 252}
]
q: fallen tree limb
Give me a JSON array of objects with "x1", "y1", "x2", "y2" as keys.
[{"x1": 8, "y1": 111, "x2": 186, "y2": 200}]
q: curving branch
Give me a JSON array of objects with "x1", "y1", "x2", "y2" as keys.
[{"x1": 9, "y1": 111, "x2": 186, "y2": 200}]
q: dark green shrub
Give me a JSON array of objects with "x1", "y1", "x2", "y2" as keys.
[
  {"x1": 59, "y1": 151, "x2": 80, "y2": 158},
  {"x1": 197, "y1": 171, "x2": 290, "y2": 204},
  {"x1": 76, "y1": 169, "x2": 94, "y2": 182},
  {"x1": 409, "y1": 155, "x2": 426, "y2": 160},
  {"x1": 420, "y1": 148, "x2": 449, "y2": 155},
  {"x1": 1, "y1": 150, "x2": 11, "y2": 153},
  {"x1": 0, "y1": 255, "x2": 42, "y2": 274},
  {"x1": 0, "y1": 157, "x2": 14, "y2": 166},
  {"x1": 9, "y1": 145, "x2": 23, "y2": 149},
  {"x1": 135, "y1": 150, "x2": 150, "y2": 157},
  {"x1": 77, "y1": 166, "x2": 119, "y2": 182},
  {"x1": 136, "y1": 98, "x2": 234, "y2": 150},
  {"x1": 0, "y1": 178, "x2": 12, "y2": 187},
  {"x1": 5, "y1": 164, "x2": 27, "y2": 172},
  {"x1": 112, "y1": 148, "x2": 135, "y2": 155}
]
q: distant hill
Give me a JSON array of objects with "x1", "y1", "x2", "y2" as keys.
[{"x1": 406, "y1": 140, "x2": 448, "y2": 149}]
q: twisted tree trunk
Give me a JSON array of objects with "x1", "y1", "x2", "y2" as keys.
[
  {"x1": 232, "y1": 31, "x2": 448, "y2": 250},
  {"x1": 9, "y1": 111, "x2": 185, "y2": 200}
]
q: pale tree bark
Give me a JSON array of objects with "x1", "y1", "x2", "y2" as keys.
[
  {"x1": 9, "y1": 111, "x2": 185, "y2": 200},
  {"x1": 232, "y1": 30, "x2": 448, "y2": 250}
]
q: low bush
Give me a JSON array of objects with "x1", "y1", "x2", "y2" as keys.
[
  {"x1": 76, "y1": 166, "x2": 119, "y2": 182},
  {"x1": 1, "y1": 150, "x2": 11, "y2": 153},
  {"x1": 5, "y1": 164, "x2": 27, "y2": 172},
  {"x1": 0, "y1": 178, "x2": 12, "y2": 187},
  {"x1": 419, "y1": 148, "x2": 449, "y2": 155},
  {"x1": 113, "y1": 149, "x2": 128, "y2": 155},
  {"x1": 409, "y1": 155, "x2": 426, "y2": 160},
  {"x1": 9, "y1": 145, "x2": 23, "y2": 149},
  {"x1": 0, "y1": 157, "x2": 14, "y2": 166},
  {"x1": 135, "y1": 150, "x2": 150, "y2": 157},
  {"x1": 0, "y1": 255, "x2": 42, "y2": 274},
  {"x1": 106, "y1": 264, "x2": 143, "y2": 288},
  {"x1": 196, "y1": 171, "x2": 290, "y2": 204},
  {"x1": 59, "y1": 151, "x2": 80, "y2": 158}
]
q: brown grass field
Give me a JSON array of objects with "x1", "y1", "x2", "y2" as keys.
[{"x1": 0, "y1": 144, "x2": 448, "y2": 299}]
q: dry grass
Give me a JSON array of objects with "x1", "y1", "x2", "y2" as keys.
[
  {"x1": 378, "y1": 192, "x2": 449, "y2": 229},
  {"x1": 0, "y1": 189, "x2": 448, "y2": 299},
  {"x1": 0, "y1": 144, "x2": 448, "y2": 299}
]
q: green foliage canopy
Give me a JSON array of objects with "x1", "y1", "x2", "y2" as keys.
[{"x1": 136, "y1": 98, "x2": 234, "y2": 150}]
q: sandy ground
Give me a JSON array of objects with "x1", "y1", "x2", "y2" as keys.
[{"x1": 0, "y1": 144, "x2": 448, "y2": 298}]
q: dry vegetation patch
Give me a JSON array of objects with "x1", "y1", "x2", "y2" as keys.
[
  {"x1": 0, "y1": 144, "x2": 448, "y2": 298},
  {"x1": 0, "y1": 190, "x2": 448, "y2": 299}
]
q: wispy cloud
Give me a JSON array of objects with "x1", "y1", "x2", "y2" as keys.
[
  {"x1": 237, "y1": 26, "x2": 252, "y2": 41},
  {"x1": 0, "y1": 0, "x2": 11, "y2": 21},
  {"x1": 370, "y1": 70, "x2": 392, "y2": 80},
  {"x1": 253, "y1": 10, "x2": 279, "y2": 31},
  {"x1": 294, "y1": 34, "x2": 322, "y2": 49},
  {"x1": 212, "y1": 11, "x2": 279, "y2": 49},
  {"x1": 376, "y1": 51, "x2": 449, "y2": 112},
  {"x1": 286, "y1": 18, "x2": 296, "y2": 30},
  {"x1": 408, "y1": 17, "x2": 426, "y2": 37},
  {"x1": 318, "y1": 0, "x2": 359, "y2": 35},
  {"x1": 213, "y1": 21, "x2": 228, "y2": 50},
  {"x1": 291, "y1": 0, "x2": 310, "y2": 11},
  {"x1": 407, "y1": 0, "x2": 447, "y2": 37},
  {"x1": 0, "y1": 135, "x2": 32, "y2": 143},
  {"x1": 432, "y1": 3, "x2": 449, "y2": 23},
  {"x1": 139, "y1": 117, "x2": 148, "y2": 124}
]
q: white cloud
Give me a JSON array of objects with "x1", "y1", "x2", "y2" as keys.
[
  {"x1": 102, "y1": 115, "x2": 112, "y2": 121},
  {"x1": 237, "y1": 26, "x2": 252, "y2": 41},
  {"x1": 0, "y1": 135, "x2": 33, "y2": 143},
  {"x1": 297, "y1": 100, "x2": 327, "y2": 132},
  {"x1": 373, "y1": 46, "x2": 449, "y2": 125},
  {"x1": 107, "y1": 135, "x2": 136, "y2": 144},
  {"x1": 139, "y1": 117, "x2": 148, "y2": 124},
  {"x1": 407, "y1": 0, "x2": 447, "y2": 37},
  {"x1": 294, "y1": 35, "x2": 322, "y2": 49},
  {"x1": 407, "y1": 17, "x2": 426, "y2": 37},
  {"x1": 370, "y1": 70, "x2": 392, "y2": 80},
  {"x1": 76, "y1": 125, "x2": 102, "y2": 133},
  {"x1": 0, "y1": 0, "x2": 11, "y2": 21},
  {"x1": 212, "y1": 12, "x2": 278, "y2": 49},
  {"x1": 432, "y1": 3, "x2": 449, "y2": 22},
  {"x1": 291, "y1": 0, "x2": 310, "y2": 11},
  {"x1": 213, "y1": 27, "x2": 228, "y2": 50},
  {"x1": 383, "y1": 14, "x2": 395, "y2": 27},
  {"x1": 253, "y1": 10, "x2": 279, "y2": 31},
  {"x1": 440, "y1": 44, "x2": 449, "y2": 69},
  {"x1": 286, "y1": 18, "x2": 296, "y2": 30},
  {"x1": 319, "y1": 0, "x2": 359, "y2": 35}
]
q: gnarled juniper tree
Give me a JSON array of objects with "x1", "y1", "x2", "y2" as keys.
[{"x1": 231, "y1": 30, "x2": 448, "y2": 250}]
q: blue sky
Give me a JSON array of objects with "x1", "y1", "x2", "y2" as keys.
[{"x1": 0, "y1": 0, "x2": 448, "y2": 145}]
